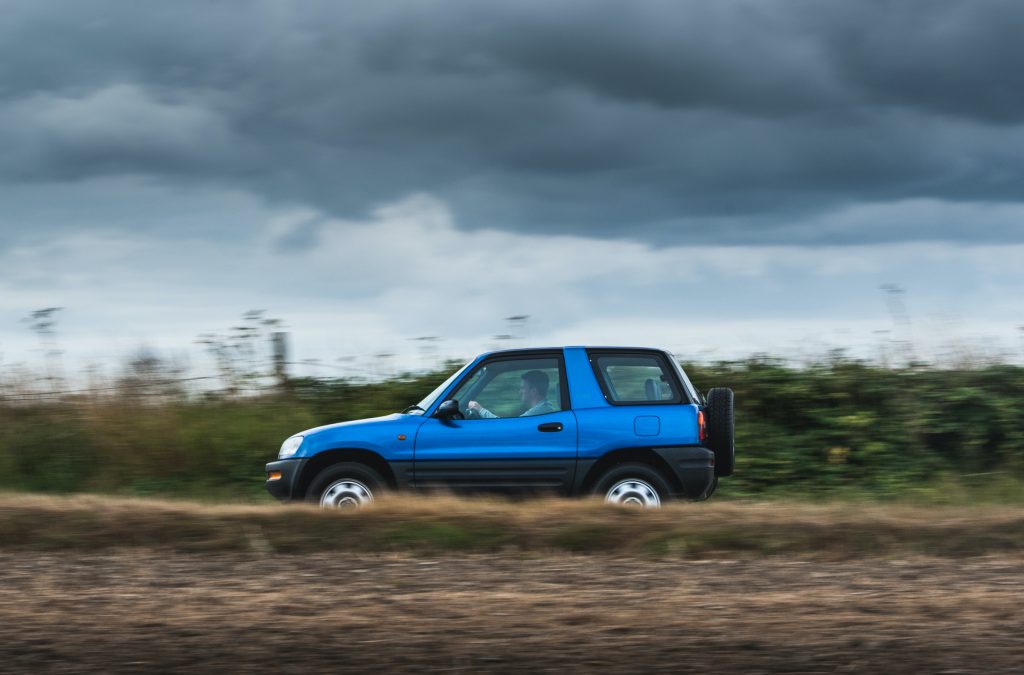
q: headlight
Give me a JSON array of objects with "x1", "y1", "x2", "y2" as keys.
[{"x1": 278, "y1": 435, "x2": 304, "y2": 459}]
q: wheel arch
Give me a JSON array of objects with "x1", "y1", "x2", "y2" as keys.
[
  {"x1": 577, "y1": 447, "x2": 682, "y2": 496},
  {"x1": 296, "y1": 448, "x2": 397, "y2": 497}
]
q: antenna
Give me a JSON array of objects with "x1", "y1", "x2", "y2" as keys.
[
  {"x1": 880, "y1": 284, "x2": 915, "y2": 364},
  {"x1": 271, "y1": 332, "x2": 289, "y2": 388},
  {"x1": 504, "y1": 315, "x2": 530, "y2": 342},
  {"x1": 409, "y1": 336, "x2": 441, "y2": 371}
]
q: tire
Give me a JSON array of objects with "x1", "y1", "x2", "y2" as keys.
[
  {"x1": 593, "y1": 463, "x2": 671, "y2": 508},
  {"x1": 705, "y1": 387, "x2": 735, "y2": 477},
  {"x1": 306, "y1": 462, "x2": 385, "y2": 509}
]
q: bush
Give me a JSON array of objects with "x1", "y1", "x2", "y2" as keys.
[{"x1": 2, "y1": 359, "x2": 1023, "y2": 501}]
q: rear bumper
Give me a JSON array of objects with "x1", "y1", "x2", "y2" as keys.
[
  {"x1": 265, "y1": 458, "x2": 307, "y2": 502},
  {"x1": 652, "y1": 446, "x2": 716, "y2": 499}
]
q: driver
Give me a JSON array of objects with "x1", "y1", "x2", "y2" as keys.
[{"x1": 468, "y1": 370, "x2": 556, "y2": 418}]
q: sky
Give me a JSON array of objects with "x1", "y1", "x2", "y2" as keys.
[{"x1": 2, "y1": 0, "x2": 1023, "y2": 380}]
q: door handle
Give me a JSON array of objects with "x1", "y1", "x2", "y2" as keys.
[{"x1": 537, "y1": 422, "x2": 563, "y2": 432}]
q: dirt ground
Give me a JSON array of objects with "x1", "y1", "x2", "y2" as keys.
[{"x1": 0, "y1": 551, "x2": 1021, "y2": 673}]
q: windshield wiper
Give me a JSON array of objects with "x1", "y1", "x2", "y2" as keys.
[{"x1": 402, "y1": 404, "x2": 424, "y2": 414}]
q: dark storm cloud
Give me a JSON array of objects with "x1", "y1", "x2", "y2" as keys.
[{"x1": 2, "y1": 0, "x2": 1024, "y2": 244}]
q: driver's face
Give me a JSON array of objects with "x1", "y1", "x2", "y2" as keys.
[{"x1": 519, "y1": 381, "x2": 533, "y2": 403}]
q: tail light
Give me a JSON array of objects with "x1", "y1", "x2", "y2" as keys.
[{"x1": 697, "y1": 410, "x2": 706, "y2": 442}]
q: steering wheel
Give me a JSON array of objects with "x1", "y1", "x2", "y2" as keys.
[{"x1": 464, "y1": 405, "x2": 480, "y2": 419}]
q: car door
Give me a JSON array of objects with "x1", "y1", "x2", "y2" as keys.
[{"x1": 413, "y1": 351, "x2": 578, "y2": 494}]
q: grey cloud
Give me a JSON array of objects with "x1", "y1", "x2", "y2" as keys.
[
  {"x1": 1, "y1": 0, "x2": 1024, "y2": 245},
  {"x1": 357, "y1": 0, "x2": 1024, "y2": 121},
  {"x1": 0, "y1": 85, "x2": 244, "y2": 181},
  {"x1": 273, "y1": 215, "x2": 330, "y2": 253}
]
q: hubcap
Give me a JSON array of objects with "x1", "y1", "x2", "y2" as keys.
[
  {"x1": 604, "y1": 478, "x2": 661, "y2": 508},
  {"x1": 319, "y1": 479, "x2": 374, "y2": 509}
]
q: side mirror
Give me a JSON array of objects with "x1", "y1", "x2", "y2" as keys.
[{"x1": 436, "y1": 399, "x2": 464, "y2": 421}]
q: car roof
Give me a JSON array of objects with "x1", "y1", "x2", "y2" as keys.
[{"x1": 479, "y1": 345, "x2": 671, "y2": 358}]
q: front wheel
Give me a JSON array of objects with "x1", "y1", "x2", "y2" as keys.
[
  {"x1": 306, "y1": 462, "x2": 384, "y2": 509},
  {"x1": 593, "y1": 463, "x2": 671, "y2": 508}
]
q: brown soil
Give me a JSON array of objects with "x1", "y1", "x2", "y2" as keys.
[{"x1": 0, "y1": 551, "x2": 1021, "y2": 674}]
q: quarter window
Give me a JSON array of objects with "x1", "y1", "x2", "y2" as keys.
[{"x1": 591, "y1": 353, "x2": 682, "y2": 404}]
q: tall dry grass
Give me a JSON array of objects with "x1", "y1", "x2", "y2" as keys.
[{"x1": 2, "y1": 492, "x2": 1021, "y2": 557}]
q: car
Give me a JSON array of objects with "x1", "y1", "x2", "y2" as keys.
[{"x1": 265, "y1": 346, "x2": 734, "y2": 508}]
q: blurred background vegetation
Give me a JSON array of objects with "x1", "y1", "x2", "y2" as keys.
[{"x1": 2, "y1": 346, "x2": 1023, "y2": 503}]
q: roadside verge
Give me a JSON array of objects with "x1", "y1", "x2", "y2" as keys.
[{"x1": 1, "y1": 493, "x2": 1021, "y2": 557}]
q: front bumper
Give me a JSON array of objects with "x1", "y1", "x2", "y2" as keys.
[
  {"x1": 652, "y1": 446, "x2": 716, "y2": 499},
  {"x1": 265, "y1": 458, "x2": 307, "y2": 502}
]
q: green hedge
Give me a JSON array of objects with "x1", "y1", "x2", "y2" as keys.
[
  {"x1": 2, "y1": 359, "x2": 1023, "y2": 502},
  {"x1": 686, "y1": 359, "x2": 1024, "y2": 500}
]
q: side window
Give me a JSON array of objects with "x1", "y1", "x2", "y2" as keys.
[
  {"x1": 591, "y1": 353, "x2": 682, "y2": 405},
  {"x1": 449, "y1": 356, "x2": 565, "y2": 419}
]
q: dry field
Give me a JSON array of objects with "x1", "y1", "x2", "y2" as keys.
[
  {"x1": 0, "y1": 494, "x2": 1022, "y2": 673},
  {"x1": 2, "y1": 493, "x2": 1023, "y2": 556},
  {"x1": 1, "y1": 552, "x2": 1022, "y2": 673}
]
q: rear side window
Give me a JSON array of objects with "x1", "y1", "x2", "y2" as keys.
[{"x1": 590, "y1": 352, "x2": 683, "y2": 405}]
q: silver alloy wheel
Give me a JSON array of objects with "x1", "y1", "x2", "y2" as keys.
[
  {"x1": 604, "y1": 478, "x2": 661, "y2": 508},
  {"x1": 319, "y1": 479, "x2": 374, "y2": 509}
]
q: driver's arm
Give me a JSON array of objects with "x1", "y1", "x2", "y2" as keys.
[{"x1": 467, "y1": 401, "x2": 498, "y2": 418}]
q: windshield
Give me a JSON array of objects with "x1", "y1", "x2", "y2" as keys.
[{"x1": 407, "y1": 361, "x2": 471, "y2": 414}]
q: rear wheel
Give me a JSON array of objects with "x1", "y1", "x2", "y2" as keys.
[
  {"x1": 306, "y1": 462, "x2": 384, "y2": 509},
  {"x1": 594, "y1": 463, "x2": 671, "y2": 508}
]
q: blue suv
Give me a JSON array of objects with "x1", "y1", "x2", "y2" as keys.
[{"x1": 265, "y1": 346, "x2": 734, "y2": 508}]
